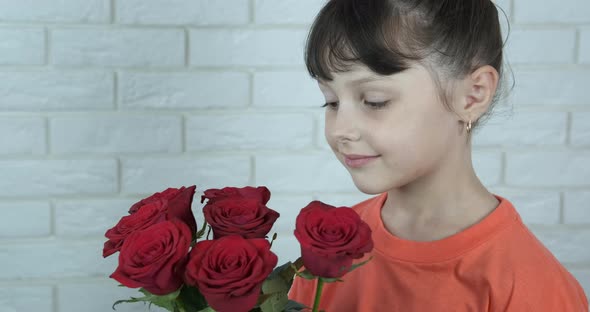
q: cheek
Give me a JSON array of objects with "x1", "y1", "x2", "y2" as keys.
[{"x1": 324, "y1": 117, "x2": 338, "y2": 149}]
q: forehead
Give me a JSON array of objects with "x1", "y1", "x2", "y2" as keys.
[{"x1": 317, "y1": 62, "x2": 425, "y2": 88}]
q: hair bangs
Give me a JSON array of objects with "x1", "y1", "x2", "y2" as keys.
[{"x1": 305, "y1": 0, "x2": 419, "y2": 81}]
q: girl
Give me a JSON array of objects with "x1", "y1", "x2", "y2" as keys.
[{"x1": 288, "y1": 0, "x2": 589, "y2": 311}]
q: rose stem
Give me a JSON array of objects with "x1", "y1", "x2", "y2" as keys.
[{"x1": 312, "y1": 278, "x2": 325, "y2": 312}]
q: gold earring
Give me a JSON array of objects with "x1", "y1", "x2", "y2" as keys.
[{"x1": 466, "y1": 120, "x2": 472, "y2": 134}]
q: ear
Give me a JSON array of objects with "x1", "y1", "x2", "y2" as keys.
[{"x1": 454, "y1": 65, "x2": 499, "y2": 122}]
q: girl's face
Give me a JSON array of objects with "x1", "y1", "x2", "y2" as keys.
[{"x1": 320, "y1": 63, "x2": 465, "y2": 194}]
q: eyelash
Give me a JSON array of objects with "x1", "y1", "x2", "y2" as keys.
[{"x1": 321, "y1": 101, "x2": 389, "y2": 109}]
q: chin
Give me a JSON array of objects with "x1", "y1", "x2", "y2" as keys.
[{"x1": 351, "y1": 179, "x2": 388, "y2": 195}]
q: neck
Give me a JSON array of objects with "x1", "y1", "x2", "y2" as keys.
[{"x1": 381, "y1": 144, "x2": 499, "y2": 239}]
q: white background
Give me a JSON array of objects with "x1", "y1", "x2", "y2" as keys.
[{"x1": 0, "y1": 0, "x2": 589, "y2": 311}]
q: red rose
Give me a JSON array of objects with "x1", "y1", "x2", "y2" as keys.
[
  {"x1": 110, "y1": 219, "x2": 191, "y2": 296},
  {"x1": 184, "y1": 235, "x2": 278, "y2": 312},
  {"x1": 103, "y1": 199, "x2": 168, "y2": 258},
  {"x1": 294, "y1": 201, "x2": 373, "y2": 278},
  {"x1": 203, "y1": 197, "x2": 279, "y2": 239},
  {"x1": 129, "y1": 185, "x2": 197, "y2": 234},
  {"x1": 201, "y1": 186, "x2": 270, "y2": 205}
]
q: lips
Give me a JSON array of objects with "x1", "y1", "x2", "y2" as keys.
[
  {"x1": 343, "y1": 154, "x2": 379, "y2": 160},
  {"x1": 342, "y1": 154, "x2": 380, "y2": 168}
]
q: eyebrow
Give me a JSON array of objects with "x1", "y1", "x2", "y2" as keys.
[
  {"x1": 317, "y1": 75, "x2": 383, "y2": 86},
  {"x1": 351, "y1": 76, "x2": 382, "y2": 84}
]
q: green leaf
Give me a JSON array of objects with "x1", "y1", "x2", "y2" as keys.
[
  {"x1": 283, "y1": 300, "x2": 309, "y2": 312},
  {"x1": 197, "y1": 307, "x2": 215, "y2": 312},
  {"x1": 178, "y1": 285, "x2": 209, "y2": 312},
  {"x1": 268, "y1": 262, "x2": 294, "y2": 283},
  {"x1": 141, "y1": 288, "x2": 181, "y2": 311},
  {"x1": 259, "y1": 281, "x2": 289, "y2": 312},
  {"x1": 138, "y1": 288, "x2": 181, "y2": 300},
  {"x1": 258, "y1": 260, "x2": 307, "y2": 312},
  {"x1": 318, "y1": 277, "x2": 343, "y2": 283},
  {"x1": 293, "y1": 268, "x2": 316, "y2": 281},
  {"x1": 290, "y1": 257, "x2": 373, "y2": 284},
  {"x1": 112, "y1": 297, "x2": 148, "y2": 310},
  {"x1": 346, "y1": 256, "x2": 373, "y2": 273},
  {"x1": 256, "y1": 293, "x2": 274, "y2": 306}
]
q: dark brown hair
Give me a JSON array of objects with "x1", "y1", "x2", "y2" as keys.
[{"x1": 305, "y1": 0, "x2": 513, "y2": 132}]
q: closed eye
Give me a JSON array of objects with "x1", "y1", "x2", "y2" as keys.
[
  {"x1": 364, "y1": 100, "x2": 389, "y2": 108},
  {"x1": 321, "y1": 102, "x2": 338, "y2": 109}
]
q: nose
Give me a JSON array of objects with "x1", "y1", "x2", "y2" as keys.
[{"x1": 326, "y1": 102, "x2": 361, "y2": 143}]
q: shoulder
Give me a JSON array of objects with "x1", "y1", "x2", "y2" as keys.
[{"x1": 494, "y1": 220, "x2": 589, "y2": 311}]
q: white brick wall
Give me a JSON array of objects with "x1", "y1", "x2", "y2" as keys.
[
  {"x1": 0, "y1": 71, "x2": 113, "y2": 111},
  {"x1": 0, "y1": 0, "x2": 588, "y2": 310}
]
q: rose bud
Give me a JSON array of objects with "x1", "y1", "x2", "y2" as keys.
[
  {"x1": 201, "y1": 186, "x2": 271, "y2": 205},
  {"x1": 129, "y1": 185, "x2": 197, "y2": 234},
  {"x1": 203, "y1": 197, "x2": 279, "y2": 239},
  {"x1": 110, "y1": 219, "x2": 191, "y2": 295},
  {"x1": 103, "y1": 199, "x2": 168, "y2": 258},
  {"x1": 184, "y1": 235, "x2": 278, "y2": 312},
  {"x1": 294, "y1": 201, "x2": 373, "y2": 278}
]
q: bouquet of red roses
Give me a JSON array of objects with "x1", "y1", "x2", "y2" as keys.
[{"x1": 103, "y1": 185, "x2": 373, "y2": 312}]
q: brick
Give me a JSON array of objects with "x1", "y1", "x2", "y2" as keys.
[
  {"x1": 190, "y1": 29, "x2": 307, "y2": 66},
  {"x1": 0, "y1": 0, "x2": 109, "y2": 23},
  {"x1": 580, "y1": 27, "x2": 590, "y2": 64},
  {"x1": 119, "y1": 71, "x2": 249, "y2": 109},
  {"x1": 0, "y1": 28, "x2": 44, "y2": 65},
  {"x1": 571, "y1": 112, "x2": 590, "y2": 146},
  {"x1": 0, "y1": 201, "x2": 51, "y2": 237},
  {"x1": 0, "y1": 286, "x2": 53, "y2": 312},
  {"x1": 0, "y1": 117, "x2": 46, "y2": 155},
  {"x1": 55, "y1": 198, "x2": 140, "y2": 237},
  {"x1": 255, "y1": 153, "x2": 357, "y2": 193},
  {"x1": 510, "y1": 69, "x2": 590, "y2": 106},
  {"x1": 506, "y1": 151, "x2": 590, "y2": 187},
  {"x1": 50, "y1": 115, "x2": 182, "y2": 154},
  {"x1": 0, "y1": 240, "x2": 116, "y2": 279},
  {"x1": 0, "y1": 159, "x2": 117, "y2": 197},
  {"x1": 0, "y1": 71, "x2": 113, "y2": 111},
  {"x1": 473, "y1": 112, "x2": 567, "y2": 146},
  {"x1": 117, "y1": 0, "x2": 249, "y2": 25},
  {"x1": 514, "y1": 0, "x2": 590, "y2": 23},
  {"x1": 529, "y1": 227, "x2": 590, "y2": 264},
  {"x1": 491, "y1": 190, "x2": 560, "y2": 225},
  {"x1": 52, "y1": 28, "x2": 184, "y2": 67},
  {"x1": 121, "y1": 156, "x2": 250, "y2": 195},
  {"x1": 564, "y1": 191, "x2": 590, "y2": 224},
  {"x1": 58, "y1": 280, "x2": 162, "y2": 312},
  {"x1": 186, "y1": 114, "x2": 313, "y2": 151},
  {"x1": 253, "y1": 71, "x2": 323, "y2": 108},
  {"x1": 506, "y1": 28, "x2": 575, "y2": 64},
  {"x1": 266, "y1": 195, "x2": 314, "y2": 234},
  {"x1": 254, "y1": 0, "x2": 326, "y2": 24},
  {"x1": 472, "y1": 150, "x2": 503, "y2": 186}
]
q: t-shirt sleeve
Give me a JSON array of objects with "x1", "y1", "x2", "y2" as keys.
[{"x1": 503, "y1": 266, "x2": 589, "y2": 312}]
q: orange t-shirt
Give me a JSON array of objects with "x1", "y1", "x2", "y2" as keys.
[{"x1": 288, "y1": 193, "x2": 589, "y2": 311}]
